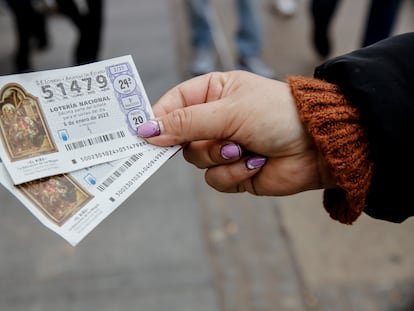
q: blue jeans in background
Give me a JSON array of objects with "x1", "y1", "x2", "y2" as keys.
[{"x1": 186, "y1": 0, "x2": 263, "y2": 59}]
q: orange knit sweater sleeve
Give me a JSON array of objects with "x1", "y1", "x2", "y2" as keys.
[{"x1": 287, "y1": 76, "x2": 374, "y2": 224}]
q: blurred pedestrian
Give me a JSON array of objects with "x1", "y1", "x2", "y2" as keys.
[
  {"x1": 310, "y1": 0, "x2": 402, "y2": 57},
  {"x1": 186, "y1": 0, "x2": 276, "y2": 78}
]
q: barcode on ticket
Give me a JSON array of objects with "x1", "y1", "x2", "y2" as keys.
[
  {"x1": 96, "y1": 152, "x2": 144, "y2": 191},
  {"x1": 64, "y1": 131, "x2": 126, "y2": 151}
]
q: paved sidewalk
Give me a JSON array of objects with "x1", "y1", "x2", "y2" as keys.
[{"x1": 0, "y1": 0, "x2": 414, "y2": 310}]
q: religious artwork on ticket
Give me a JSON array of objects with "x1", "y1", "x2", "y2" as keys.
[
  {"x1": 0, "y1": 83, "x2": 57, "y2": 161},
  {"x1": 17, "y1": 174, "x2": 94, "y2": 226}
]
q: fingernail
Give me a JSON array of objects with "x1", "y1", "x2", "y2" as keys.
[
  {"x1": 245, "y1": 156, "x2": 267, "y2": 170},
  {"x1": 220, "y1": 143, "x2": 242, "y2": 160},
  {"x1": 137, "y1": 120, "x2": 161, "y2": 138}
]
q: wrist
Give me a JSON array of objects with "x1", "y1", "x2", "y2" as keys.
[{"x1": 287, "y1": 76, "x2": 373, "y2": 224}]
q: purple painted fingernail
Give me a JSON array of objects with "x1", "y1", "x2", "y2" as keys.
[
  {"x1": 245, "y1": 156, "x2": 267, "y2": 170},
  {"x1": 220, "y1": 143, "x2": 242, "y2": 160},
  {"x1": 137, "y1": 120, "x2": 161, "y2": 138}
]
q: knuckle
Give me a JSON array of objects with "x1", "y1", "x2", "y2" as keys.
[{"x1": 169, "y1": 109, "x2": 192, "y2": 134}]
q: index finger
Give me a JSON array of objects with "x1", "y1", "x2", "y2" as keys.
[{"x1": 152, "y1": 72, "x2": 229, "y2": 117}]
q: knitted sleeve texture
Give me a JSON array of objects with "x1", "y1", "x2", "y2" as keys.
[{"x1": 287, "y1": 76, "x2": 373, "y2": 224}]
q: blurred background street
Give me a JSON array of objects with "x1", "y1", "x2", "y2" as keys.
[{"x1": 1, "y1": 0, "x2": 414, "y2": 310}]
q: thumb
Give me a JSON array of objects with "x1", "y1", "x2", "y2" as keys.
[{"x1": 137, "y1": 100, "x2": 233, "y2": 146}]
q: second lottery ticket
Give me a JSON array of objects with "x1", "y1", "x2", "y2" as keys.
[
  {"x1": 0, "y1": 56, "x2": 155, "y2": 184},
  {"x1": 0, "y1": 145, "x2": 180, "y2": 246}
]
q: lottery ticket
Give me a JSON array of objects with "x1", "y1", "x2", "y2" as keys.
[
  {"x1": 0, "y1": 145, "x2": 180, "y2": 246},
  {"x1": 0, "y1": 55, "x2": 156, "y2": 184}
]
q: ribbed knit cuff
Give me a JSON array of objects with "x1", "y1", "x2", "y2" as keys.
[{"x1": 287, "y1": 76, "x2": 373, "y2": 224}]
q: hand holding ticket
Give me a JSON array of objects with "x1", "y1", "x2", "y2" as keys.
[{"x1": 0, "y1": 56, "x2": 180, "y2": 245}]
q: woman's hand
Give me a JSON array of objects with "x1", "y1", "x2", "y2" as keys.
[{"x1": 137, "y1": 71, "x2": 334, "y2": 195}]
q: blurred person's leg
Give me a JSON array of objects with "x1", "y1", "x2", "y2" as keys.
[
  {"x1": 54, "y1": 0, "x2": 103, "y2": 65},
  {"x1": 361, "y1": 0, "x2": 402, "y2": 47},
  {"x1": 186, "y1": 0, "x2": 216, "y2": 76},
  {"x1": 310, "y1": 0, "x2": 341, "y2": 58},
  {"x1": 75, "y1": 0, "x2": 103, "y2": 64},
  {"x1": 187, "y1": 0, "x2": 213, "y2": 50},
  {"x1": 236, "y1": 0, "x2": 275, "y2": 78},
  {"x1": 30, "y1": 0, "x2": 49, "y2": 50},
  {"x1": 31, "y1": 16, "x2": 48, "y2": 50},
  {"x1": 5, "y1": 0, "x2": 44, "y2": 72}
]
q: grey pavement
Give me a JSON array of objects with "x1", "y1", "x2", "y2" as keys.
[{"x1": 1, "y1": 0, "x2": 414, "y2": 310}]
